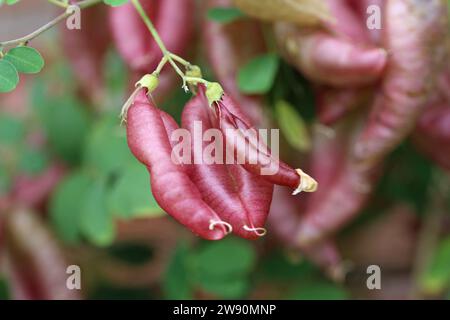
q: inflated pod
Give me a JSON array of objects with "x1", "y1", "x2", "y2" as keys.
[
  {"x1": 268, "y1": 186, "x2": 344, "y2": 279},
  {"x1": 126, "y1": 89, "x2": 229, "y2": 240},
  {"x1": 274, "y1": 22, "x2": 387, "y2": 88},
  {"x1": 316, "y1": 87, "x2": 371, "y2": 125},
  {"x1": 181, "y1": 91, "x2": 273, "y2": 239},
  {"x1": 204, "y1": 86, "x2": 318, "y2": 194},
  {"x1": 354, "y1": 0, "x2": 449, "y2": 165},
  {"x1": 295, "y1": 116, "x2": 382, "y2": 245},
  {"x1": 204, "y1": 0, "x2": 267, "y2": 125},
  {"x1": 4, "y1": 208, "x2": 81, "y2": 300}
]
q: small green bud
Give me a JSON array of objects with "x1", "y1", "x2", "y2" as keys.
[
  {"x1": 186, "y1": 65, "x2": 202, "y2": 79},
  {"x1": 136, "y1": 73, "x2": 159, "y2": 92},
  {"x1": 205, "y1": 82, "x2": 224, "y2": 106}
]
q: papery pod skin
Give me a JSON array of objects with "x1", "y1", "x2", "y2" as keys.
[
  {"x1": 4, "y1": 208, "x2": 81, "y2": 300},
  {"x1": 126, "y1": 89, "x2": 228, "y2": 240},
  {"x1": 182, "y1": 91, "x2": 272, "y2": 239}
]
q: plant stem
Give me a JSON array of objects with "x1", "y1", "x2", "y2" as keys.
[
  {"x1": 0, "y1": 0, "x2": 102, "y2": 48},
  {"x1": 130, "y1": 0, "x2": 200, "y2": 90},
  {"x1": 130, "y1": 0, "x2": 169, "y2": 55},
  {"x1": 47, "y1": 0, "x2": 68, "y2": 9}
]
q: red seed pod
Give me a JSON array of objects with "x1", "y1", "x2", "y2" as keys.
[
  {"x1": 274, "y1": 22, "x2": 387, "y2": 88},
  {"x1": 203, "y1": 85, "x2": 317, "y2": 194},
  {"x1": 3, "y1": 208, "x2": 80, "y2": 300},
  {"x1": 60, "y1": 5, "x2": 110, "y2": 104},
  {"x1": 295, "y1": 116, "x2": 382, "y2": 246},
  {"x1": 316, "y1": 87, "x2": 371, "y2": 126},
  {"x1": 268, "y1": 186, "x2": 344, "y2": 280},
  {"x1": 109, "y1": 0, "x2": 194, "y2": 73},
  {"x1": 126, "y1": 89, "x2": 230, "y2": 240},
  {"x1": 11, "y1": 162, "x2": 66, "y2": 211},
  {"x1": 354, "y1": 0, "x2": 449, "y2": 165},
  {"x1": 413, "y1": 103, "x2": 450, "y2": 171},
  {"x1": 204, "y1": 0, "x2": 267, "y2": 125},
  {"x1": 347, "y1": 0, "x2": 385, "y2": 44},
  {"x1": 181, "y1": 92, "x2": 273, "y2": 239}
]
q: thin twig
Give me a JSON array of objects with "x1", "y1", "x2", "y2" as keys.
[{"x1": 0, "y1": 0, "x2": 102, "y2": 49}]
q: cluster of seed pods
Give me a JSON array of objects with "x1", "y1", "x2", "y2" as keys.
[{"x1": 269, "y1": 0, "x2": 449, "y2": 246}]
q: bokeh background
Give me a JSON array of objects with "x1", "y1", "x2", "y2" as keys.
[{"x1": 0, "y1": 0, "x2": 449, "y2": 300}]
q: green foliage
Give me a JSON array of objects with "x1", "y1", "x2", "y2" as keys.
[
  {"x1": 0, "y1": 0, "x2": 20, "y2": 5},
  {"x1": 420, "y1": 237, "x2": 450, "y2": 295},
  {"x1": 207, "y1": 7, "x2": 245, "y2": 23},
  {"x1": 275, "y1": 100, "x2": 311, "y2": 152},
  {"x1": 50, "y1": 170, "x2": 91, "y2": 244},
  {"x1": 103, "y1": 0, "x2": 128, "y2": 6},
  {"x1": 164, "y1": 238, "x2": 256, "y2": 299},
  {"x1": 238, "y1": 53, "x2": 279, "y2": 94},
  {"x1": 0, "y1": 46, "x2": 44, "y2": 93},
  {"x1": 4, "y1": 46, "x2": 44, "y2": 74},
  {"x1": 0, "y1": 60, "x2": 19, "y2": 93},
  {"x1": 0, "y1": 115, "x2": 25, "y2": 145},
  {"x1": 0, "y1": 277, "x2": 10, "y2": 300}
]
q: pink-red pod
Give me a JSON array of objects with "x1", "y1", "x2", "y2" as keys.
[
  {"x1": 204, "y1": 86, "x2": 317, "y2": 194},
  {"x1": 413, "y1": 103, "x2": 450, "y2": 171},
  {"x1": 347, "y1": 0, "x2": 385, "y2": 44},
  {"x1": 109, "y1": 0, "x2": 194, "y2": 73},
  {"x1": 126, "y1": 89, "x2": 229, "y2": 240},
  {"x1": 181, "y1": 92, "x2": 273, "y2": 239},
  {"x1": 11, "y1": 162, "x2": 66, "y2": 211},
  {"x1": 274, "y1": 22, "x2": 387, "y2": 88},
  {"x1": 354, "y1": 0, "x2": 449, "y2": 165},
  {"x1": 204, "y1": 0, "x2": 267, "y2": 126},
  {"x1": 324, "y1": 0, "x2": 370, "y2": 43},
  {"x1": 3, "y1": 208, "x2": 80, "y2": 300},
  {"x1": 316, "y1": 87, "x2": 370, "y2": 125},
  {"x1": 268, "y1": 186, "x2": 344, "y2": 280},
  {"x1": 295, "y1": 116, "x2": 382, "y2": 246},
  {"x1": 60, "y1": 5, "x2": 110, "y2": 104}
]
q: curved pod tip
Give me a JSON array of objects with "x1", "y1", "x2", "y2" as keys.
[{"x1": 292, "y1": 169, "x2": 318, "y2": 195}]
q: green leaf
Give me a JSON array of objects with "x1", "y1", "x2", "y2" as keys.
[
  {"x1": 193, "y1": 238, "x2": 256, "y2": 278},
  {"x1": 38, "y1": 97, "x2": 91, "y2": 164},
  {"x1": 0, "y1": 277, "x2": 10, "y2": 300},
  {"x1": 289, "y1": 282, "x2": 348, "y2": 300},
  {"x1": 50, "y1": 171, "x2": 92, "y2": 244},
  {"x1": 18, "y1": 147, "x2": 49, "y2": 175},
  {"x1": 163, "y1": 244, "x2": 193, "y2": 300},
  {"x1": 107, "y1": 160, "x2": 163, "y2": 219},
  {"x1": 207, "y1": 7, "x2": 245, "y2": 23},
  {"x1": 80, "y1": 179, "x2": 115, "y2": 247},
  {"x1": 83, "y1": 114, "x2": 134, "y2": 176},
  {"x1": 103, "y1": 0, "x2": 128, "y2": 6},
  {"x1": 4, "y1": 46, "x2": 44, "y2": 74},
  {"x1": 0, "y1": 60, "x2": 19, "y2": 93},
  {"x1": 420, "y1": 237, "x2": 450, "y2": 294},
  {"x1": 0, "y1": 115, "x2": 25, "y2": 144},
  {"x1": 275, "y1": 100, "x2": 311, "y2": 152},
  {"x1": 0, "y1": 164, "x2": 11, "y2": 194},
  {"x1": 238, "y1": 53, "x2": 279, "y2": 94},
  {"x1": 197, "y1": 277, "x2": 248, "y2": 299}
]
